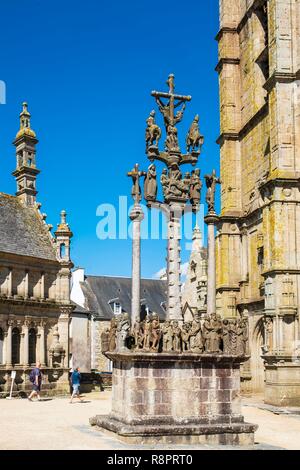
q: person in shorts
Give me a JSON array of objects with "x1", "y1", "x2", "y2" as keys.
[
  {"x1": 70, "y1": 367, "x2": 83, "y2": 403},
  {"x1": 28, "y1": 362, "x2": 42, "y2": 401}
]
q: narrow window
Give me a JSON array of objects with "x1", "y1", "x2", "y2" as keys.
[
  {"x1": 0, "y1": 328, "x2": 4, "y2": 364},
  {"x1": 29, "y1": 328, "x2": 37, "y2": 365},
  {"x1": 12, "y1": 328, "x2": 20, "y2": 365},
  {"x1": 60, "y1": 243, "x2": 66, "y2": 259}
]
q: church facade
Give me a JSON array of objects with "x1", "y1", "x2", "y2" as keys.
[
  {"x1": 0, "y1": 103, "x2": 73, "y2": 395},
  {"x1": 216, "y1": 0, "x2": 300, "y2": 404}
]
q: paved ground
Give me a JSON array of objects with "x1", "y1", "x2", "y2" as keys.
[{"x1": 0, "y1": 392, "x2": 300, "y2": 450}]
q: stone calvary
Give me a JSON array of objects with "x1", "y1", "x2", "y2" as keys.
[{"x1": 90, "y1": 75, "x2": 257, "y2": 446}]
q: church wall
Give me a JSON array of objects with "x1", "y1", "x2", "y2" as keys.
[{"x1": 70, "y1": 313, "x2": 91, "y2": 373}]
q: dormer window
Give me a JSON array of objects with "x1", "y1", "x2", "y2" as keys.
[{"x1": 114, "y1": 302, "x2": 122, "y2": 315}]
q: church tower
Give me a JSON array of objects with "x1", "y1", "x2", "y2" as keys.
[
  {"x1": 12, "y1": 102, "x2": 39, "y2": 206},
  {"x1": 216, "y1": 0, "x2": 300, "y2": 404}
]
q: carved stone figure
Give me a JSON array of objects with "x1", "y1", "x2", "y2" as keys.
[
  {"x1": 151, "y1": 313, "x2": 161, "y2": 352},
  {"x1": 165, "y1": 125, "x2": 179, "y2": 152},
  {"x1": 222, "y1": 320, "x2": 231, "y2": 354},
  {"x1": 161, "y1": 168, "x2": 170, "y2": 199},
  {"x1": 186, "y1": 115, "x2": 203, "y2": 153},
  {"x1": 236, "y1": 318, "x2": 247, "y2": 355},
  {"x1": 264, "y1": 316, "x2": 273, "y2": 352},
  {"x1": 145, "y1": 110, "x2": 162, "y2": 150},
  {"x1": 181, "y1": 322, "x2": 191, "y2": 352},
  {"x1": 203, "y1": 313, "x2": 222, "y2": 353},
  {"x1": 101, "y1": 328, "x2": 110, "y2": 353},
  {"x1": 228, "y1": 319, "x2": 238, "y2": 355},
  {"x1": 108, "y1": 317, "x2": 118, "y2": 352},
  {"x1": 189, "y1": 314, "x2": 204, "y2": 353},
  {"x1": 172, "y1": 321, "x2": 182, "y2": 353},
  {"x1": 144, "y1": 164, "x2": 158, "y2": 202},
  {"x1": 190, "y1": 169, "x2": 202, "y2": 207},
  {"x1": 237, "y1": 318, "x2": 249, "y2": 356},
  {"x1": 127, "y1": 164, "x2": 146, "y2": 205},
  {"x1": 168, "y1": 163, "x2": 184, "y2": 198},
  {"x1": 204, "y1": 170, "x2": 221, "y2": 214},
  {"x1": 181, "y1": 172, "x2": 191, "y2": 200},
  {"x1": 162, "y1": 321, "x2": 173, "y2": 352},
  {"x1": 116, "y1": 313, "x2": 130, "y2": 352},
  {"x1": 133, "y1": 320, "x2": 144, "y2": 350},
  {"x1": 143, "y1": 314, "x2": 152, "y2": 351}
]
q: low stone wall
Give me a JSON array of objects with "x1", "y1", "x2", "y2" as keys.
[
  {"x1": 0, "y1": 367, "x2": 70, "y2": 397},
  {"x1": 264, "y1": 356, "x2": 300, "y2": 406},
  {"x1": 91, "y1": 352, "x2": 257, "y2": 445}
]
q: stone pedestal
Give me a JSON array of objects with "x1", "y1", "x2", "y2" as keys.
[
  {"x1": 91, "y1": 352, "x2": 257, "y2": 445},
  {"x1": 263, "y1": 355, "x2": 300, "y2": 406}
]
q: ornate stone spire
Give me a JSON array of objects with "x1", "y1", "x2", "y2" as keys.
[
  {"x1": 191, "y1": 222, "x2": 203, "y2": 253},
  {"x1": 12, "y1": 102, "x2": 39, "y2": 206},
  {"x1": 55, "y1": 210, "x2": 73, "y2": 262}
]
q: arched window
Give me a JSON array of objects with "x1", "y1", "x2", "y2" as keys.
[
  {"x1": 12, "y1": 328, "x2": 20, "y2": 365},
  {"x1": 29, "y1": 328, "x2": 37, "y2": 365},
  {"x1": 0, "y1": 328, "x2": 4, "y2": 364},
  {"x1": 60, "y1": 243, "x2": 66, "y2": 259}
]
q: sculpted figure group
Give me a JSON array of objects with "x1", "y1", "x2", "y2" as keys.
[{"x1": 104, "y1": 312, "x2": 248, "y2": 356}]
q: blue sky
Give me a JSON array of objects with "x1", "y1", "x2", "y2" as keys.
[{"x1": 0, "y1": 0, "x2": 220, "y2": 278}]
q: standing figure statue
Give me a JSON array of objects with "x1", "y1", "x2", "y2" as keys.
[
  {"x1": 162, "y1": 321, "x2": 173, "y2": 352},
  {"x1": 181, "y1": 323, "x2": 191, "y2": 352},
  {"x1": 151, "y1": 313, "x2": 161, "y2": 352},
  {"x1": 172, "y1": 321, "x2": 182, "y2": 353},
  {"x1": 143, "y1": 314, "x2": 152, "y2": 351},
  {"x1": 186, "y1": 115, "x2": 204, "y2": 153},
  {"x1": 237, "y1": 318, "x2": 248, "y2": 356},
  {"x1": 116, "y1": 313, "x2": 130, "y2": 352},
  {"x1": 228, "y1": 319, "x2": 238, "y2": 355},
  {"x1": 145, "y1": 110, "x2": 162, "y2": 150},
  {"x1": 204, "y1": 170, "x2": 221, "y2": 214},
  {"x1": 133, "y1": 320, "x2": 144, "y2": 350},
  {"x1": 222, "y1": 320, "x2": 231, "y2": 354},
  {"x1": 190, "y1": 169, "x2": 202, "y2": 208},
  {"x1": 203, "y1": 313, "x2": 222, "y2": 353},
  {"x1": 144, "y1": 164, "x2": 158, "y2": 202},
  {"x1": 189, "y1": 313, "x2": 204, "y2": 353}
]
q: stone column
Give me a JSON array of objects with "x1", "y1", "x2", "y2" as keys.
[
  {"x1": 130, "y1": 204, "x2": 144, "y2": 326},
  {"x1": 39, "y1": 320, "x2": 46, "y2": 367},
  {"x1": 22, "y1": 319, "x2": 29, "y2": 367},
  {"x1": 205, "y1": 213, "x2": 219, "y2": 315},
  {"x1": 6, "y1": 321, "x2": 13, "y2": 367},
  {"x1": 167, "y1": 203, "x2": 183, "y2": 321}
]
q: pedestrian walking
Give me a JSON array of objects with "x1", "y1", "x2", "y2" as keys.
[
  {"x1": 28, "y1": 362, "x2": 42, "y2": 401},
  {"x1": 70, "y1": 367, "x2": 83, "y2": 403}
]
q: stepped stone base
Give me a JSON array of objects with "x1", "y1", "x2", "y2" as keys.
[{"x1": 90, "y1": 352, "x2": 257, "y2": 446}]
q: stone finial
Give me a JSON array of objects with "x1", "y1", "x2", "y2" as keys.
[
  {"x1": 15, "y1": 101, "x2": 36, "y2": 140},
  {"x1": 55, "y1": 210, "x2": 72, "y2": 236}
]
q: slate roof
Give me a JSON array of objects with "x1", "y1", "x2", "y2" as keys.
[
  {"x1": 80, "y1": 275, "x2": 167, "y2": 320},
  {"x1": 0, "y1": 193, "x2": 57, "y2": 261}
]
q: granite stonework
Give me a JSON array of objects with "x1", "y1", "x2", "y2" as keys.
[
  {"x1": 263, "y1": 356, "x2": 300, "y2": 407},
  {"x1": 91, "y1": 352, "x2": 257, "y2": 445}
]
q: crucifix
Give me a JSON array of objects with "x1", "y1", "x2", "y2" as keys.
[
  {"x1": 127, "y1": 164, "x2": 146, "y2": 205},
  {"x1": 152, "y1": 74, "x2": 191, "y2": 130}
]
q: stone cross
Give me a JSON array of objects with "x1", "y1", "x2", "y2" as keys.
[
  {"x1": 127, "y1": 164, "x2": 146, "y2": 205},
  {"x1": 152, "y1": 74, "x2": 191, "y2": 130}
]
